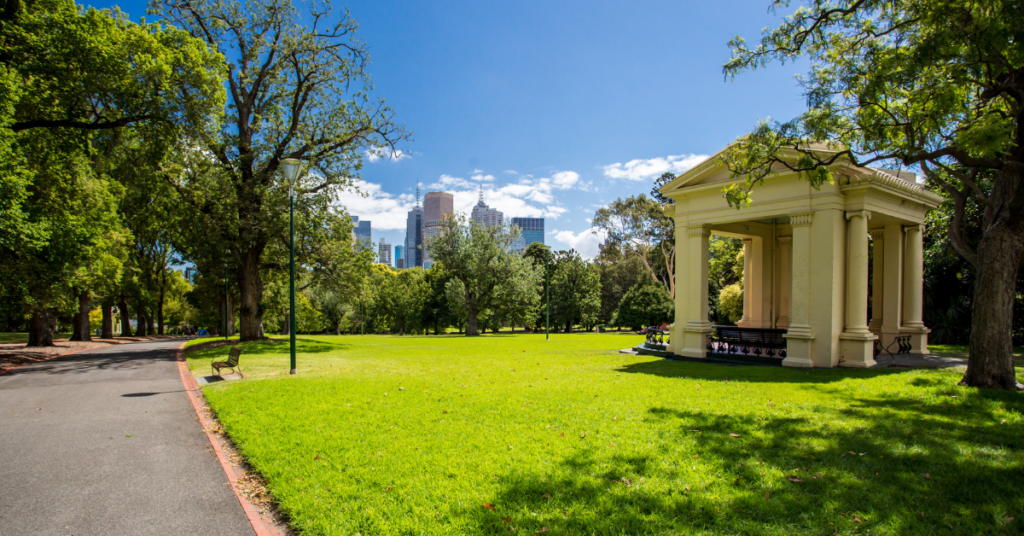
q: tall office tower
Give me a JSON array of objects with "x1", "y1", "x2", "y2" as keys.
[
  {"x1": 378, "y1": 238, "x2": 392, "y2": 266},
  {"x1": 351, "y1": 216, "x2": 372, "y2": 247},
  {"x1": 395, "y1": 245, "x2": 405, "y2": 269},
  {"x1": 511, "y1": 217, "x2": 544, "y2": 252},
  {"x1": 470, "y1": 187, "x2": 503, "y2": 228},
  {"x1": 405, "y1": 189, "x2": 424, "y2": 268},
  {"x1": 422, "y1": 191, "x2": 454, "y2": 268}
]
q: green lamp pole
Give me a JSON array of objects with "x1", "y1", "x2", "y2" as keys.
[
  {"x1": 545, "y1": 250, "x2": 550, "y2": 340},
  {"x1": 280, "y1": 158, "x2": 303, "y2": 375}
]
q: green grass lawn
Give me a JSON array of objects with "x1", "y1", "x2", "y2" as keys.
[
  {"x1": 186, "y1": 334, "x2": 1024, "y2": 536},
  {"x1": 0, "y1": 332, "x2": 74, "y2": 343}
]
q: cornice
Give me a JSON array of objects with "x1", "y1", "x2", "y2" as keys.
[{"x1": 842, "y1": 169, "x2": 943, "y2": 207}]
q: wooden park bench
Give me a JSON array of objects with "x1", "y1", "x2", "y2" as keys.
[
  {"x1": 708, "y1": 326, "x2": 788, "y2": 359},
  {"x1": 212, "y1": 346, "x2": 243, "y2": 376}
]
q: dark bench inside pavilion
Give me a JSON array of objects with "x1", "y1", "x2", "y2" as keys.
[{"x1": 707, "y1": 326, "x2": 788, "y2": 363}]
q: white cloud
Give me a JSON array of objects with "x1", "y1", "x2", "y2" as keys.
[
  {"x1": 470, "y1": 173, "x2": 495, "y2": 182},
  {"x1": 430, "y1": 174, "x2": 476, "y2": 189},
  {"x1": 365, "y1": 148, "x2": 411, "y2": 163},
  {"x1": 551, "y1": 170, "x2": 579, "y2": 189},
  {"x1": 334, "y1": 180, "x2": 414, "y2": 230},
  {"x1": 552, "y1": 227, "x2": 608, "y2": 259},
  {"x1": 602, "y1": 153, "x2": 708, "y2": 182},
  {"x1": 503, "y1": 169, "x2": 518, "y2": 175}
]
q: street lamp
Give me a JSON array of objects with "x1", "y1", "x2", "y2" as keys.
[
  {"x1": 280, "y1": 158, "x2": 303, "y2": 375},
  {"x1": 545, "y1": 250, "x2": 550, "y2": 340}
]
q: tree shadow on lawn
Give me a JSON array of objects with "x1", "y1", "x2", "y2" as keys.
[
  {"x1": 616, "y1": 357, "x2": 908, "y2": 385},
  {"x1": 189, "y1": 338, "x2": 348, "y2": 357},
  {"x1": 459, "y1": 395, "x2": 1024, "y2": 535}
]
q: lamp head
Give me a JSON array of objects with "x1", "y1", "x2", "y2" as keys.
[{"x1": 280, "y1": 158, "x2": 302, "y2": 186}]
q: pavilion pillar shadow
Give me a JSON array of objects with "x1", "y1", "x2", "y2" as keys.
[
  {"x1": 868, "y1": 229, "x2": 884, "y2": 335},
  {"x1": 777, "y1": 236, "x2": 792, "y2": 330},
  {"x1": 783, "y1": 212, "x2": 815, "y2": 367}
]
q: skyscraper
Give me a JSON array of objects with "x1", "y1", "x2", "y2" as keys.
[
  {"x1": 395, "y1": 245, "x2": 405, "y2": 269},
  {"x1": 471, "y1": 187, "x2": 503, "y2": 228},
  {"x1": 378, "y1": 238, "x2": 392, "y2": 266},
  {"x1": 405, "y1": 188, "x2": 424, "y2": 268},
  {"x1": 351, "y1": 216, "x2": 372, "y2": 247},
  {"x1": 422, "y1": 191, "x2": 454, "y2": 268},
  {"x1": 511, "y1": 217, "x2": 544, "y2": 252}
]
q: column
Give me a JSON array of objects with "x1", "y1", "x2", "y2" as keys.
[
  {"x1": 868, "y1": 229, "x2": 884, "y2": 334},
  {"x1": 839, "y1": 211, "x2": 877, "y2": 367},
  {"x1": 679, "y1": 224, "x2": 712, "y2": 358},
  {"x1": 777, "y1": 236, "x2": 792, "y2": 329},
  {"x1": 783, "y1": 212, "x2": 814, "y2": 367},
  {"x1": 881, "y1": 224, "x2": 904, "y2": 348},
  {"x1": 902, "y1": 224, "x2": 929, "y2": 354},
  {"x1": 669, "y1": 218, "x2": 688, "y2": 353},
  {"x1": 737, "y1": 238, "x2": 753, "y2": 327}
]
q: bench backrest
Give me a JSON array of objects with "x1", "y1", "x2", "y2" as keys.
[{"x1": 227, "y1": 346, "x2": 242, "y2": 366}]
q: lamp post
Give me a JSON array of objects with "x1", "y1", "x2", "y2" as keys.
[
  {"x1": 280, "y1": 158, "x2": 302, "y2": 375},
  {"x1": 545, "y1": 250, "x2": 550, "y2": 340}
]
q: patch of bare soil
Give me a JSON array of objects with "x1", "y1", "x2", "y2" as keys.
[{"x1": 0, "y1": 336, "x2": 173, "y2": 373}]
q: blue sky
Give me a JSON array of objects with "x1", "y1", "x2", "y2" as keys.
[{"x1": 98, "y1": 0, "x2": 809, "y2": 258}]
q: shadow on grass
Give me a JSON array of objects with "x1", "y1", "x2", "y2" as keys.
[
  {"x1": 187, "y1": 338, "x2": 349, "y2": 357},
  {"x1": 460, "y1": 394, "x2": 1024, "y2": 535},
  {"x1": 616, "y1": 357, "x2": 908, "y2": 385}
]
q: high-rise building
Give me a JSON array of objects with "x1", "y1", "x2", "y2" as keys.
[
  {"x1": 351, "y1": 216, "x2": 372, "y2": 247},
  {"x1": 405, "y1": 189, "x2": 424, "y2": 268},
  {"x1": 422, "y1": 191, "x2": 454, "y2": 269},
  {"x1": 470, "y1": 187, "x2": 503, "y2": 228},
  {"x1": 511, "y1": 217, "x2": 544, "y2": 252},
  {"x1": 378, "y1": 238, "x2": 392, "y2": 266},
  {"x1": 395, "y1": 245, "x2": 405, "y2": 269}
]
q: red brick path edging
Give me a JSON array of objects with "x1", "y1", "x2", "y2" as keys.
[{"x1": 176, "y1": 341, "x2": 286, "y2": 536}]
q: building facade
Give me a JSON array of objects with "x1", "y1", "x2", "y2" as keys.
[
  {"x1": 471, "y1": 189, "x2": 503, "y2": 228},
  {"x1": 422, "y1": 191, "x2": 454, "y2": 268},
  {"x1": 395, "y1": 245, "x2": 405, "y2": 269},
  {"x1": 511, "y1": 217, "x2": 544, "y2": 251},
  {"x1": 351, "y1": 216, "x2": 372, "y2": 247},
  {"x1": 405, "y1": 204, "x2": 423, "y2": 269},
  {"x1": 378, "y1": 238, "x2": 392, "y2": 266}
]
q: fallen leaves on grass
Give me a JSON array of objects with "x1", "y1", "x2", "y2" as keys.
[
  {"x1": 853, "y1": 515, "x2": 862, "y2": 523},
  {"x1": 542, "y1": 493, "x2": 551, "y2": 499},
  {"x1": 787, "y1": 476, "x2": 803, "y2": 483},
  {"x1": 535, "y1": 527, "x2": 549, "y2": 533},
  {"x1": 482, "y1": 503, "x2": 496, "y2": 511},
  {"x1": 729, "y1": 433, "x2": 741, "y2": 438},
  {"x1": 921, "y1": 473, "x2": 930, "y2": 479}
]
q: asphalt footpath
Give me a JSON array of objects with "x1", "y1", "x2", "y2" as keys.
[{"x1": 0, "y1": 338, "x2": 254, "y2": 536}]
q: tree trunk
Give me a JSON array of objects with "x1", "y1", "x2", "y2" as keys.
[
  {"x1": 138, "y1": 311, "x2": 148, "y2": 336},
  {"x1": 280, "y1": 314, "x2": 290, "y2": 336},
  {"x1": 147, "y1": 314, "x2": 155, "y2": 337},
  {"x1": 69, "y1": 289, "x2": 91, "y2": 341},
  {"x1": 237, "y1": 247, "x2": 265, "y2": 341},
  {"x1": 466, "y1": 303, "x2": 479, "y2": 336},
  {"x1": 101, "y1": 299, "x2": 113, "y2": 339},
  {"x1": 27, "y1": 309, "x2": 54, "y2": 347},
  {"x1": 70, "y1": 287, "x2": 84, "y2": 341},
  {"x1": 961, "y1": 185, "x2": 1024, "y2": 389},
  {"x1": 118, "y1": 295, "x2": 133, "y2": 336},
  {"x1": 225, "y1": 291, "x2": 234, "y2": 336},
  {"x1": 157, "y1": 288, "x2": 166, "y2": 335}
]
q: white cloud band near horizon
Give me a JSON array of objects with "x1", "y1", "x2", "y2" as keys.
[
  {"x1": 602, "y1": 153, "x2": 708, "y2": 182},
  {"x1": 552, "y1": 227, "x2": 608, "y2": 259}
]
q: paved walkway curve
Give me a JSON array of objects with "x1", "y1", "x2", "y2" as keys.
[{"x1": 0, "y1": 338, "x2": 254, "y2": 536}]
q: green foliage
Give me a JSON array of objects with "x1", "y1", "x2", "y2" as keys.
[
  {"x1": 187, "y1": 334, "x2": 1024, "y2": 535},
  {"x1": 594, "y1": 242, "x2": 647, "y2": 327},
  {"x1": 707, "y1": 236, "x2": 744, "y2": 325},
  {"x1": 718, "y1": 283, "x2": 744, "y2": 325},
  {"x1": 612, "y1": 282, "x2": 674, "y2": 330},
  {"x1": 592, "y1": 194, "x2": 674, "y2": 297},
  {"x1": 549, "y1": 249, "x2": 601, "y2": 332},
  {"x1": 425, "y1": 214, "x2": 523, "y2": 336},
  {"x1": 650, "y1": 171, "x2": 676, "y2": 204}
]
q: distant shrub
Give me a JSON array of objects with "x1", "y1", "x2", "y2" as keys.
[
  {"x1": 718, "y1": 283, "x2": 744, "y2": 324},
  {"x1": 613, "y1": 282, "x2": 674, "y2": 331}
]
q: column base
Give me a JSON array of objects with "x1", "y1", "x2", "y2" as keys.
[
  {"x1": 868, "y1": 319, "x2": 882, "y2": 336},
  {"x1": 680, "y1": 321, "x2": 712, "y2": 358},
  {"x1": 736, "y1": 316, "x2": 751, "y2": 328},
  {"x1": 776, "y1": 316, "x2": 790, "y2": 330},
  {"x1": 900, "y1": 324, "x2": 930, "y2": 354},
  {"x1": 783, "y1": 325, "x2": 814, "y2": 367},
  {"x1": 839, "y1": 331, "x2": 878, "y2": 368}
]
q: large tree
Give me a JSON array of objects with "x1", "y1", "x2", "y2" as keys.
[
  {"x1": 723, "y1": 0, "x2": 1024, "y2": 390},
  {"x1": 549, "y1": 249, "x2": 601, "y2": 333},
  {"x1": 592, "y1": 194, "x2": 675, "y2": 298},
  {"x1": 426, "y1": 214, "x2": 521, "y2": 336},
  {"x1": 154, "y1": 0, "x2": 406, "y2": 340}
]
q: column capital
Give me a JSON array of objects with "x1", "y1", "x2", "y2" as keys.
[
  {"x1": 686, "y1": 224, "x2": 712, "y2": 237},
  {"x1": 742, "y1": 237, "x2": 753, "y2": 245},
  {"x1": 790, "y1": 212, "x2": 814, "y2": 227},
  {"x1": 777, "y1": 236, "x2": 792, "y2": 247},
  {"x1": 845, "y1": 210, "x2": 872, "y2": 221},
  {"x1": 869, "y1": 229, "x2": 884, "y2": 241},
  {"x1": 903, "y1": 223, "x2": 924, "y2": 234}
]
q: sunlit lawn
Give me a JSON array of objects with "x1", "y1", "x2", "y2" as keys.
[{"x1": 186, "y1": 333, "x2": 1024, "y2": 535}]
